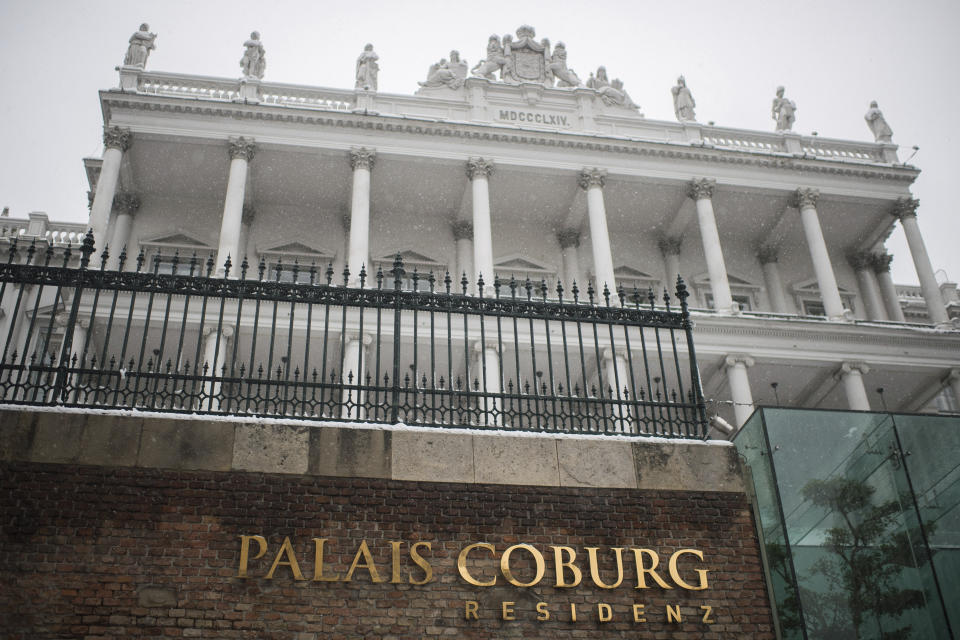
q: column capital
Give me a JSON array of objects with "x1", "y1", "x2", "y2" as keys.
[
  {"x1": 203, "y1": 325, "x2": 235, "y2": 339},
  {"x1": 557, "y1": 228, "x2": 581, "y2": 249},
  {"x1": 847, "y1": 250, "x2": 874, "y2": 271},
  {"x1": 466, "y1": 157, "x2": 494, "y2": 180},
  {"x1": 792, "y1": 187, "x2": 820, "y2": 210},
  {"x1": 756, "y1": 245, "x2": 779, "y2": 264},
  {"x1": 687, "y1": 177, "x2": 716, "y2": 201},
  {"x1": 452, "y1": 220, "x2": 474, "y2": 241},
  {"x1": 871, "y1": 252, "x2": 893, "y2": 273},
  {"x1": 658, "y1": 236, "x2": 682, "y2": 256},
  {"x1": 103, "y1": 126, "x2": 132, "y2": 152},
  {"x1": 349, "y1": 147, "x2": 376, "y2": 171},
  {"x1": 725, "y1": 354, "x2": 755, "y2": 368},
  {"x1": 344, "y1": 331, "x2": 374, "y2": 345},
  {"x1": 840, "y1": 361, "x2": 870, "y2": 376},
  {"x1": 241, "y1": 204, "x2": 256, "y2": 225},
  {"x1": 890, "y1": 196, "x2": 919, "y2": 220},
  {"x1": 228, "y1": 136, "x2": 257, "y2": 162},
  {"x1": 112, "y1": 191, "x2": 141, "y2": 216},
  {"x1": 578, "y1": 168, "x2": 607, "y2": 190}
]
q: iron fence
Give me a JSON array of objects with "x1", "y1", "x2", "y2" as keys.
[{"x1": 0, "y1": 232, "x2": 708, "y2": 438}]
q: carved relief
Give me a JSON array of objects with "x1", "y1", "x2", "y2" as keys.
[
  {"x1": 687, "y1": 178, "x2": 716, "y2": 201},
  {"x1": 103, "y1": 126, "x2": 133, "y2": 152},
  {"x1": 557, "y1": 229, "x2": 581, "y2": 249},
  {"x1": 349, "y1": 147, "x2": 376, "y2": 171},
  {"x1": 578, "y1": 168, "x2": 606, "y2": 190},
  {"x1": 792, "y1": 188, "x2": 820, "y2": 210},
  {"x1": 112, "y1": 191, "x2": 141, "y2": 215},
  {"x1": 466, "y1": 158, "x2": 495, "y2": 180},
  {"x1": 890, "y1": 196, "x2": 919, "y2": 220},
  {"x1": 419, "y1": 51, "x2": 468, "y2": 90},
  {"x1": 228, "y1": 137, "x2": 257, "y2": 162}
]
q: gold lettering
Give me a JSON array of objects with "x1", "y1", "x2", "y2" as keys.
[
  {"x1": 536, "y1": 602, "x2": 550, "y2": 621},
  {"x1": 464, "y1": 600, "x2": 479, "y2": 620},
  {"x1": 312, "y1": 538, "x2": 340, "y2": 582},
  {"x1": 551, "y1": 545, "x2": 582, "y2": 588},
  {"x1": 501, "y1": 601, "x2": 515, "y2": 620},
  {"x1": 585, "y1": 546, "x2": 624, "y2": 589},
  {"x1": 409, "y1": 541, "x2": 433, "y2": 585},
  {"x1": 668, "y1": 549, "x2": 709, "y2": 590},
  {"x1": 265, "y1": 536, "x2": 305, "y2": 580},
  {"x1": 344, "y1": 540, "x2": 385, "y2": 583},
  {"x1": 631, "y1": 548, "x2": 672, "y2": 589},
  {"x1": 457, "y1": 542, "x2": 497, "y2": 587},
  {"x1": 236, "y1": 534, "x2": 267, "y2": 578},
  {"x1": 666, "y1": 604, "x2": 682, "y2": 623},
  {"x1": 597, "y1": 603, "x2": 612, "y2": 622},
  {"x1": 632, "y1": 603, "x2": 646, "y2": 622},
  {"x1": 390, "y1": 541, "x2": 403, "y2": 584},
  {"x1": 570, "y1": 603, "x2": 577, "y2": 622},
  {"x1": 501, "y1": 543, "x2": 545, "y2": 588},
  {"x1": 701, "y1": 605, "x2": 714, "y2": 623}
]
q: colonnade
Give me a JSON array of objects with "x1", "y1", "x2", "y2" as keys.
[{"x1": 87, "y1": 128, "x2": 958, "y2": 427}]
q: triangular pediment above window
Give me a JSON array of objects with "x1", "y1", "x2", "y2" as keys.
[
  {"x1": 792, "y1": 277, "x2": 853, "y2": 295},
  {"x1": 261, "y1": 241, "x2": 329, "y2": 257},
  {"x1": 378, "y1": 250, "x2": 444, "y2": 266},
  {"x1": 141, "y1": 233, "x2": 211, "y2": 248},
  {"x1": 692, "y1": 272, "x2": 761, "y2": 289},
  {"x1": 614, "y1": 265, "x2": 654, "y2": 279},
  {"x1": 495, "y1": 255, "x2": 553, "y2": 273}
]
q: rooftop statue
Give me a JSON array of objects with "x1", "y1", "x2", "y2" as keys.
[
  {"x1": 419, "y1": 51, "x2": 468, "y2": 90},
  {"x1": 864, "y1": 100, "x2": 893, "y2": 142},
  {"x1": 588, "y1": 66, "x2": 637, "y2": 109},
  {"x1": 471, "y1": 35, "x2": 508, "y2": 80},
  {"x1": 356, "y1": 43, "x2": 379, "y2": 91},
  {"x1": 240, "y1": 31, "x2": 266, "y2": 79},
  {"x1": 123, "y1": 23, "x2": 157, "y2": 68},
  {"x1": 546, "y1": 41, "x2": 582, "y2": 87},
  {"x1": 772, "y1": 86, "x2": 796, "y2": 132},
  {"x1": 671, "y1": 76, "x2": 696, "y2": 122}
]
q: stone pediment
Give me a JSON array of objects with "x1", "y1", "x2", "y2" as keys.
[
  {"x1": 495, "y1": 255, "x2": 552, "y2": 272},
  {"x1": 261, "y1": 241, "x2": 327, "y2": 256},
  {"x1": 614, "y1": 265, "x2": 655, "y2": 279},
  {"x1": 693, "y1": 272, "x2": 761, "y2": 289},
  {"x1": 380, "y1": 250, "x2": 444, "y2": 266},
  {"x1": 141, "y1": 233, "x2": 210, "y2": 247}
]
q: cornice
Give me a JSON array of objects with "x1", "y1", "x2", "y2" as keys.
[{"x1": 101, "y1": 92, "x2": 920, "y2": 184}]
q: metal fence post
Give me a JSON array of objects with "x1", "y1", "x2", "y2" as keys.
[{"x1": 53, "y1": 230, "x2": 95, "y2": 403}]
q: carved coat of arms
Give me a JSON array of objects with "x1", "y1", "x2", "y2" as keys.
[{"x1": 503, "y1": 25, "x2": 548, "y2": 84}]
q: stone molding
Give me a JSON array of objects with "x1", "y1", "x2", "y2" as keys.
[
  {"x1": 687, "y1": 177, "x2": 716, "y2": 201},
  {"x1": 451, "y1": 220, "x2": 473, "y2": 241},
  {"x1": 792, "y1": 187, "x2": 820, "y2": 210},
  {"x1": 578, "y1": 167, "x2": 606, "y2": 190},
  {"x1": 103, "y1": 126, "x2": 133, "y2": 152},
  {"x1": 102, "y1": 95, "x2": 920, "y2": 184},
  {"x1": 871, "y1": 252, "x2": 894, "y2": 273},
  {"x1": 756, "y1": 245, "x2": 779, "y2": 264},
  {"x1": 557, "y1": 228, "x2": 581, "y2": 249},
  {"x1": 228, "y1": 136, "x2": 256, "y2": 162},
  {"x1": 890, "y1": 196, "x2": 919, "y2": 220},
  {"x1": 465, "y1": 157, "x2": 494, "y2": 180},
  {"x1": 111, "y1": 191, "x2": 141, "y2": 216},
  {"x1": 349, "y1": 147, "x2": 376, "y2": 171}
]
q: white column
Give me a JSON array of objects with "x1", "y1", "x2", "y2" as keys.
[
  {"x1": 757, "y1": 246, "x2": 789, "y2": 314},
  {"x1": 452, "y1": 221, "x2": 474, "y2": 294},
  {"x1": 106, "y1": 192, "x2": 140, "y2": 270},
  {"x1": 948, "y1": 369, "x2": 960, "y2": 409},
  {"x1": 873, "y1": 252, "x2": 906, "y2": 322},
  {"x1": 689, "y1": 178, "x2": 734, "y2": 313},
  {"x1": 202, "y1": 325, "x2": 234, "y2": 410},
  {"x1": 724, "y1": 354, "x2": 755, "y2": 428},
  {"x1": 215, "y1": 137, "x2": 256, "y2": 277},
  {"x1": 849, "y1": 252, "x2": 886, "y2": 321},
  {"x1": 892, "y1": 197, "x2": 949, "y2": 325},
  {"x1": 89, "y1": 126, "x2": 132, "y2": 257},
  {"x1": 659, "y1": 237, "x2": 683, "y2": 301},
  {"x1": 347, "y1": 148, "x2": 376, "y2": 285},
  {"x1": 341, "y1": 333, "x2": 371, "y2": 419},
  {"x1": 579, "y1": 168, "x2": 617, "y2": 299},
  {"x1": 467, "y1": 158, "x2": 495, "y2": 293},
  {"x1": 473, "y1": 339, "x2": 502, "y2": 426},
  {"x1": 794, "y1": 188, "x2": 846, "y2": 320},
  {"x1": 603, "y1": 348, "x2": 632, "y2": 433},
  {"x1": 839, "y1": 361, "x2": 871, "y2": 411},
  {"x1": 557, "y1": 229, "x2": 581, "y2": 291}
]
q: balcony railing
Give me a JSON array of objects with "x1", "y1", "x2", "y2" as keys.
[{"x1": 0, "y1": 233, "x2": 708, "y2": 438}]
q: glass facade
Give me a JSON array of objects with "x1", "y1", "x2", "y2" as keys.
[{"x1": 735, "y1": 408, "x2": 958, "y2": 639}]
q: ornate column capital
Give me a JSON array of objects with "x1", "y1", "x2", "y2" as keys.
[
  {"x1": 840, "y1": 361, "x2": 870, "y2": 376},
  {"x1": 578, "y1": 168, "x2": 607, "y2": 190},
  {"x1": 557, "y1": 229, "x2": 581, "y2": 249},
  {"x1": 204, "y1": 325, "x2": 235, "y2": 339},
  {"x1": 452, "y1": 221, "x2": 474, "y2": 241},
  {"x1": 725, "y1": 354, "x2": 755, "y2": 368},
  {"x1": 756, "y1": 245, "x2": 779, "y2": 264},
  {"x1": 792, "y1": 187, "x2": 820, "y2": 210},
  {"x1": 871, "y1": 252, "x2": 893, "y2": 274},
  {"x1": 890, "y1": 196, "x2": 919, "y2": 220},
  {"x1": 466, "y1": 157, "x2": 494, "y2": 180},
  {"x1": 847, "y1": 251, "x2": 874, "y2": 271},
  {"x1": 112, "y1": 191, "x2": 141, "y2": 216},
  {"x1": 241, "y1": 204, "x2": 256, "y2": 225},
  {"x1": 228, "y1": 136, "x2": 257, "y2": 162},
  {"x1": 687, "y1": 177, "x2": 716, "y2": 201},
  {"x1": 103, "y1": 126, "x2": 133, "y2": 152},
  {"x1": 658, "y1": 236, "x2": 683, "y2": 256},
  {"x1": 349, "y1": 147, "x2": 376, "y2": 171}
]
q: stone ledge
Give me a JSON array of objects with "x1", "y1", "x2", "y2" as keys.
[{"x1": 0, "y1": 408, "x2": 744, "y2": 493}]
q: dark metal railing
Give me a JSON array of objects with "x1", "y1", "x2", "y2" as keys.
[{"x1": 0, "y1": 232, "x2": 708, "y2": 438}]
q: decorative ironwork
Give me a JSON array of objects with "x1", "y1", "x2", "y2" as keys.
[{"x1": 0, "y1": 232, "x2": 708, "y2": 438}]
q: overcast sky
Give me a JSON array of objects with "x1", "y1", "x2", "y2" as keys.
[{"x1": 0, "y1": 0, "x2": 957, "y2": 285}]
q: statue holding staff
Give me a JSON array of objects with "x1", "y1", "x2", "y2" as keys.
[{"x1": 124, "y1": 23, "x2": 157, "y2": 68}]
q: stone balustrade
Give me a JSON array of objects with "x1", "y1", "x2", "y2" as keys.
[{"x1": 0, "y1": 215, "x2": 87, "y2": 245}]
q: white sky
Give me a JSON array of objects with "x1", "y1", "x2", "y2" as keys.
[{"x1": 0, "y1": 0, "x2": 957, "y2": 285}]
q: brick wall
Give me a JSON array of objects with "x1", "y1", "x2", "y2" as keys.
[{"x1": 0, "y1": 462, "x2": 773, "y2": 639}]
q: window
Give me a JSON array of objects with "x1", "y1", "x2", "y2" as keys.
[
  {"x1": 792, "y1": 278, "x2": 856, "y2": 318},
  {"x1": 693, "y1": 273, "x2": 760, "y2": 312},
  {"x1": 259, "y1": 242, "x2": 333, "y2": 283},
  {"x1": 496, "y1": 255, "x2": 556, "y2": 297},
  {"x1": 140, "y1": 234, "x2": 215, "y2": 274},
  {"x1": 612, "y1": 265, "x2": 660, "y2": 302},
  {"x1": 372, "y1": 250, "x2": 447, "y2": 291},
  {"x1": 704, "y1": 292, "x2": 754, "y2": 312}
]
